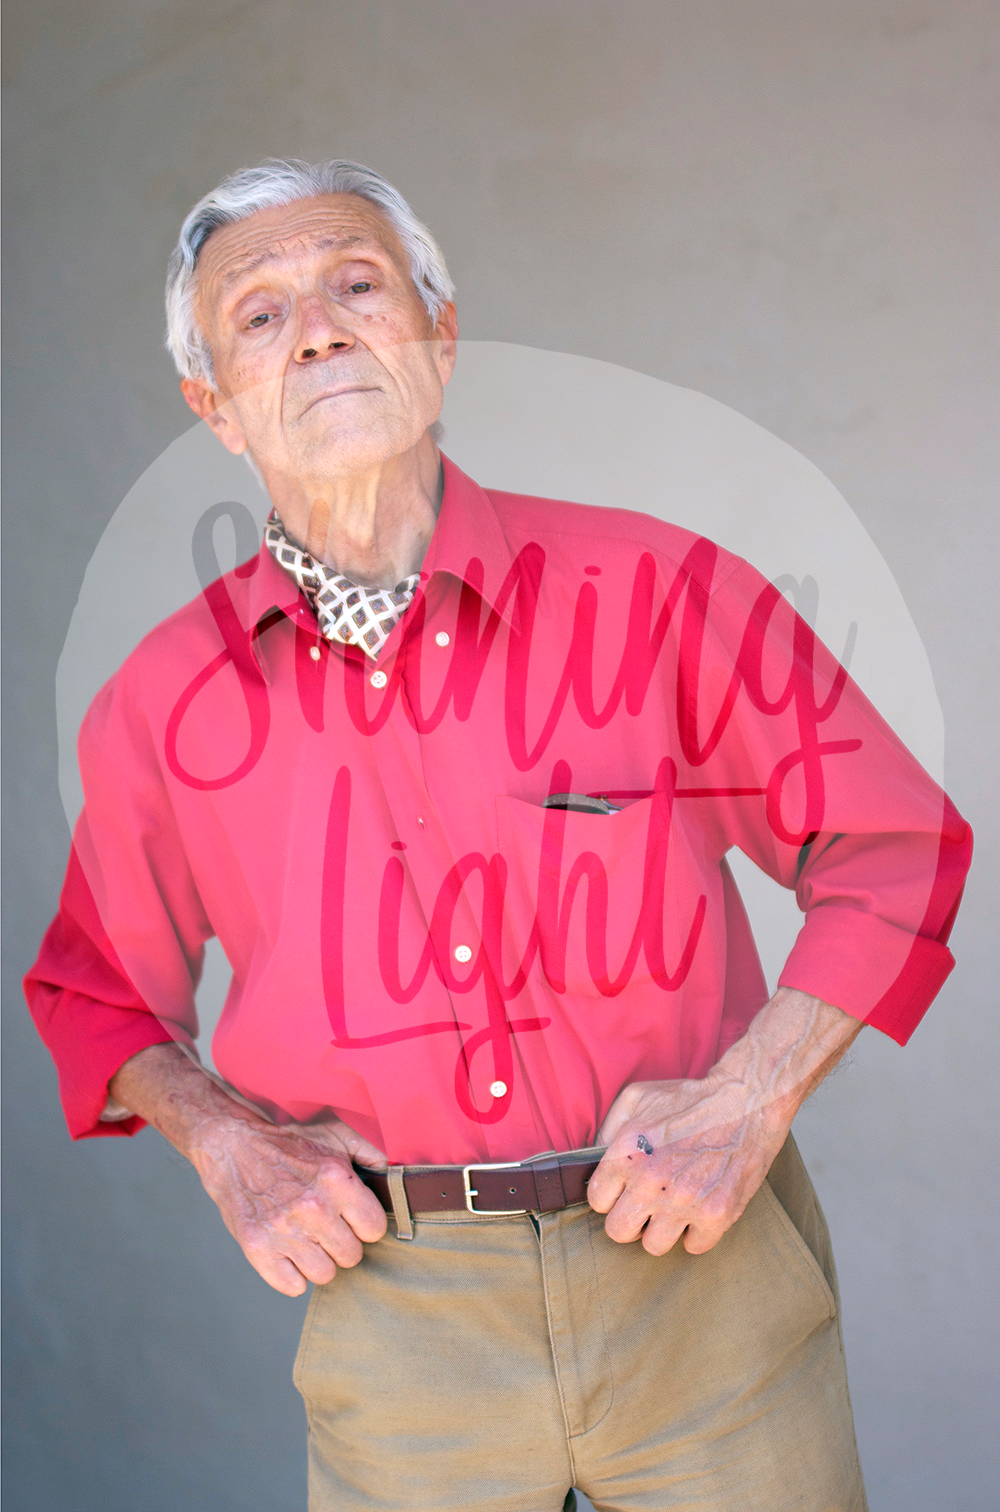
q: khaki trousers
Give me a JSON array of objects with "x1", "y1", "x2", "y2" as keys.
[{"x1": 294, "y1": 1136, "x2": 867, "y2": 1511}]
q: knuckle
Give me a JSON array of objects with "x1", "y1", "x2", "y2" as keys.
[
  {"x1": 295, "y1": 1190, "x2": 327, "y2": 1219},
  {"x1": 700, "y1": 1188, "x2": 733, "y2": 1224},
  {"x1": 319, "y1": 1155, "x2": 352, "y2": 1183},
  {"x1": 670, "y1": 1176, "x2": 703, "y2": 1210},
  {"x1": 241, "y1": 1229, "x2": 273, "y2": 1263},
  {"x1": 266, "y1": 1208, "x2": 299, "y2": 1238}
]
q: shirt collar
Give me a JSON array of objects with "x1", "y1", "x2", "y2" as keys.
[
  {"x1": 245, "y1": 532, "x2": 314, "y2": 633},
  {"x1": 244, "y1": 451, "x2": 519, "y2": 647},
  {"x1": 420, "y1": 453, "x2": 518, "y2": 629}
]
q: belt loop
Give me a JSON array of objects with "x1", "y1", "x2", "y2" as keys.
[
  {"x1": 387, "y1": 1166, "x2": 414, "y2": 1240},
  {"x1": 530, "y1": 1156, "x2": 568, "y2": 1213}
]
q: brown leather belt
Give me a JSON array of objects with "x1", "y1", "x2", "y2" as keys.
[{"x1": 356, "y1": 1151, "x2": 604, "y2": 1217}]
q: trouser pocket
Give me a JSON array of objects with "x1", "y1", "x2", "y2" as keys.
[
  {"x1": 292, "y1": 1281, "x2": 325, "y2": 1399},
  {"x1": 765, "y1": 1131, "x2": 841, "y2": 1313}
]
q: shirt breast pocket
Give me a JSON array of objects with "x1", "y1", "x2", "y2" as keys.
[{"x1": 495, "y1": 792, "x2": 701, "y2": 1000}]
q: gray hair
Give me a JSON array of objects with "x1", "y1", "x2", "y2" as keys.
[{"x1": 165, "y1": 158, "x2": 454, "y2": 383}]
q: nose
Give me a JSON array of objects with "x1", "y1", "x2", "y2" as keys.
[{"x1": 295, "y1": 296, "x2": 355, "y2": 364}]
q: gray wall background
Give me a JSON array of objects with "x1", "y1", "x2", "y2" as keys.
[{"x1": 3, "y1": 3, "x2": 997, "y2": 1509}]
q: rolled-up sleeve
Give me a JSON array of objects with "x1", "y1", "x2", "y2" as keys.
[
  {"x1": 690, "y1": 558, "x2": 972, "y2": 1044},
  {"x1": 777, "y1": 812, "x2": 969, "y2": 1041},
  {"x1": 24, "y1": 847, "x2": 175, "y2": 1139},
  {"x1": 24, "y1": 670, "x2": 210, "y2": 1139}
]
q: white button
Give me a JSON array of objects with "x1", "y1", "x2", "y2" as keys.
[
  {"x1": 490, "y1": 1081, "x2": 508, "y2": 1099},
  {"x1": 370, "y1": 670, "x2": 388, "y2": 689},
  {"x1": 454, "y1": 944, "x2": 473, "y2": 963},
  {"x1": 435, "y1": 631, "x2": 450, "y2": 647},
  {"x1": 309, "y1": 645, "x2": 322, "y2": 661}
]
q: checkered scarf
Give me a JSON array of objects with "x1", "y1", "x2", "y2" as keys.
[{"x1": 264, "y1": 511, "x2": 420, "y2": 661}]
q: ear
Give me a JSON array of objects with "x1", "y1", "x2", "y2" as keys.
[
  {"x1": 180, "y1": 377, "x2": 248, "y2": 455},
  {"x1": 432, "y1": 302, "x2": 459, "y2": 388}
]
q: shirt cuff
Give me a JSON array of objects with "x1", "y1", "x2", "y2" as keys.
[
  {"x1": 777, "y1": 905, "x2": 956, "y2": 1046},
  {"x1": 27, "y1": 984, "x2": 180, "y2": 1140}
]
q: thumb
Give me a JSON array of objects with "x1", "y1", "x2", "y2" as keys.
[
  {"x1": 337, "y1": 1125, "x2": 389, "y2": 1171},
  {"x1": 596, "y1": 1091, "x2": 639, "y2": 1147},
  {"x1": 284, "y1": 1118, "x2": 388, "y2": 1170}
]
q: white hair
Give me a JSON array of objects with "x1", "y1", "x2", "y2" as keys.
[{"x1": 165, "y1": 158, "x2": 454, "y2": 383}]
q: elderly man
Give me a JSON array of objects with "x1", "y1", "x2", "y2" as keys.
[{"x1": 27, "y1": 158, "x2": 971, "y2": 1512}]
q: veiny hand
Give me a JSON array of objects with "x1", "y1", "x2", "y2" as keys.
[
  {"x1": 587, "y1": 988, "x2": 863, "y2": 1256},
  {"x1": 190, "y1": 1113, "x2": 388, "y2": 1296},
  {"x1": 587, "y1": 1074, "x2": 788, "y2": 1256}
]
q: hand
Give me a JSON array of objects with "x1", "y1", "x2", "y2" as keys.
[
  {"x1": 587, "y1": 987, "x2": 863, "y2": 1256},
  {"x1": 587, "y1": 1074, "x2": 787, "y2": 1256},
  {"x1": 190, "y1": 1113, "x2": 388, "y2": 1296},
  {"x1": 107, "y1": 1041, "x2": 389, "y2": 1297}
]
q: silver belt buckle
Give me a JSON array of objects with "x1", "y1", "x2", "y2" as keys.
[{"x1": 462, "y1": 1161, "x2": 527, "y2": 1215}]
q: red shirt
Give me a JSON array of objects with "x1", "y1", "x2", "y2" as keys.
[{"x1": 25, "y1": 457, "x2": 971, "y2": 1163}]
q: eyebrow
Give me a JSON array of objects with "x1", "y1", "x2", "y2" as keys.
[{"x1": 218, "y1": 233, "x2": 376, "y2": 287}]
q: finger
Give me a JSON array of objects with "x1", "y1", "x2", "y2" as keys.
[
  {"x1": 264, "y1": 1180, "x2": 378, "y2": 1266},
  {"x1": 287, "y1": 1156, "x2": 386, "y2": 1244},
  {"x1": 681, "y1": 1215, "x2": 731, "y2": 1255},
  {"x1": 343, "y1": 1132, "x2": 389, "y2": 1171},
  {"x1": 603, "y1": 1194, "x2": 655, "y2": 1245},
  {"x1": 640, "y1": 1212, "x2": 687, "y2": 1256},
  {"x1": 282, "y1": 1120, "x2": 388, "y2": 1173},
  {"x1": 286, "y1": 1121, "x2": 388, "y2": 1172},
  {"x1": 586, "y1": 1159, "x2": 627, "y2": 1215},
  {"x1": 321, "y1": 1165, "x2": 388, "y2": 1243},
  {"x1": 242, "y1": 1241, "x2": 313, "y2": 1298},
  {"x1": 587, "y1": 1137, "x2": 659, "y2": 1213},
  {"x1": 595, "y1": 1092, "x2": 639, "y2": 1146},
  {"x1": 595, "y1": 1113, "x2": 625, "y2": 1146},
  {"x1": 281, "y1": 1235, "x2": 341, "y2": 1283},
  {"x1": 293, "y1": 1203, "x2": 370, "y2": 1268}
]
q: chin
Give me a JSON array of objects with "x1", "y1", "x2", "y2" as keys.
[{"x1": 298, "y1": 421, "x2": 426, "y2": 478}]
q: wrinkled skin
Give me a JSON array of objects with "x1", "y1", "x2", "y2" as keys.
[
  {"x1": 180, "y1": 191, "x2": 458, "y2": 589},
  {"x1": 192, "y1": 1114, "x2": 388, "y2": 1295},
  {"x1": 112, "y1": 987, "x2": 860, "y2": 1292},
  {"x1": 110, "y1": 1044, "x2": 388, "y2": 1297},
  {"x1": 587, "y1": 986, "x2": 862, "y2": 1256}
]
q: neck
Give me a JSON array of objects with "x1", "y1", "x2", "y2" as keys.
[{"x1": 262, "y1": 432, "x2": 444, "y2": 588}]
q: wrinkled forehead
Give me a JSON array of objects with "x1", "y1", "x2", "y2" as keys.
[{"x1": 196, "y1": 193, "x2": 410, "y2": 297}]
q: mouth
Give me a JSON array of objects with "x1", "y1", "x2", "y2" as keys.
[{"x1": 300, "y1": 384, "x2": 379, "y2": 416}]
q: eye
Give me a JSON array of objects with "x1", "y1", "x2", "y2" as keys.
[
  {"x1": 247, "y1": 313, "x2": 271, "y2": 328},
  {"x1": 348, "y1": 281, "x2": 373, "y2": 294}
]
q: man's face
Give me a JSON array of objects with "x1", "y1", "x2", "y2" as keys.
[{"x1": 187, "y1": 194, "x2": 456, "y2": 481}]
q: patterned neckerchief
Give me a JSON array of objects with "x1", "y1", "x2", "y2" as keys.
[{"x1": 264, "y1": 511, "x2": 420, "y2": 661}]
